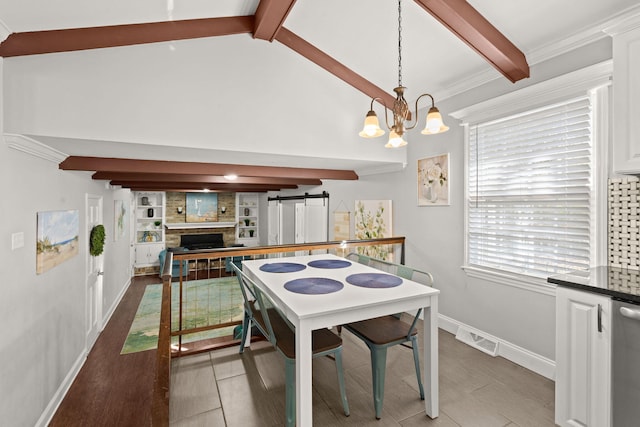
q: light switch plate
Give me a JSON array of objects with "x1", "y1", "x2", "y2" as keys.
[{"x1": 11, "y1": 232, "x2": 24, "y2": 250}]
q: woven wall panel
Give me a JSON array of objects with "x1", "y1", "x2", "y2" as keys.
[{"x1": 609, "y1": 176, "x2": 640, "y2": 269}]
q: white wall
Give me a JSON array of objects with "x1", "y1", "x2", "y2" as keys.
[
  {"x1": 1, "y1": 35, "x2": 406, "y2": 169},
  {"x1": 0, "y1": 59, "x2": 132, "y2": 424}
]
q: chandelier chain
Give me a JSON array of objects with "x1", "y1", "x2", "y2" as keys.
[{"x1": 397, "y1": 0, "x2": 402, "y2": 87}]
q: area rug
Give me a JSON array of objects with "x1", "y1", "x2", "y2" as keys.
[{"x1": 121, "y1": 277, "x2": 243, "y2": 354}]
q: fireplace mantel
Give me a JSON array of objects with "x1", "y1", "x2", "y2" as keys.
[{"x1": 165, "y1": 222, "x2": 237, "y2": 230}]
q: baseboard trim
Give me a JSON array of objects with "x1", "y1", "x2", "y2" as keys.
[
  {"x1": 38, "y1": 277, "x2": 133, "y2": 427},
  {"x1": 36, "y1": 352, "x2": 86, "y2": 427},
  {"x1": 102, "y1": 277, "x2": 132, "y2": 331},
  {"x1": 438, "y1": 314, "x2": 556, "y2": 380}
]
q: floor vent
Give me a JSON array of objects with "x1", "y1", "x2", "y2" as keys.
[{"x1": 455, "y1": 327, "x2": 499, "y2": 357}]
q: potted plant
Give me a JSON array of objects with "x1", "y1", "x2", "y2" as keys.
[
  {"x1": 244, "y1": 219, "x2": 251, "y2": 226},
  {"x1": 154, "y1": 220, "x2": 162, "y2": 228},
  {"x1": 249, "y1": 229, "x2": 255, "y2": 237}
]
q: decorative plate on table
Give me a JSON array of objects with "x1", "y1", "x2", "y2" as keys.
[
  {"x1": 284, "y1": 277, "x2": 344, "y2": 294},
  {"x1": 346, "y1": 273, "x2": 403, "y2": 288},
  {"x1": 259, "y1": 262, "x2": 307, "y2": 273},
  {"x1": 307, "y1": 259, "x2": 352, "y2": 269}
]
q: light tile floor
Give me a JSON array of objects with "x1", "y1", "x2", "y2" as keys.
[{"x1": 170, "y1": 328, "x2": 555, "y2": 426}]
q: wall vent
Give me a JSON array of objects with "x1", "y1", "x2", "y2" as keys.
[{"x1": 455, "y1": 327, "x2": 499, "y2": 356}]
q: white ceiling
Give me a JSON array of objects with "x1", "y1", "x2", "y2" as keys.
[{"x1": 1, "y1": 0, "x2": 639, "y2": 174}]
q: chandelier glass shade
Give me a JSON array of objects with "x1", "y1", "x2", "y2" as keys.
[{"x1": 359, "y1": 0, "x2": 449, "y2": 147}]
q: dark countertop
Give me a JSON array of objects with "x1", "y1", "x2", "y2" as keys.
[{"x1": 548, "y1": 266, "x2": 640, "y2": 304}]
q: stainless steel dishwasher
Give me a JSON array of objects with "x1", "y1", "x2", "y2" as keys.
[{"x1": 612, "y1": 298, "x2": 640, "y2": 426}]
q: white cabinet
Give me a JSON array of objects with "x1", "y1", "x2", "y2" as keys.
[
  {"x1": 555, "y1": 287, "x2": 611, "y2": 427},
  {"x1": 609, "y1": 16, "x2": 640, "y2": 174},
  {"x1": 236, "y1": 193, "x2": 259, "y2": 246},
  {"x1": 135, "y1": 242, "x2": 165, "y2": 266},
  {"x1": 134, "y1": 192, "x2": 165, "y2": 266}
]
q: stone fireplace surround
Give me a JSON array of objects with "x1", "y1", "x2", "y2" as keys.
[{"x1": 165, "y1": 191, "x2": 237, "y2": 248}]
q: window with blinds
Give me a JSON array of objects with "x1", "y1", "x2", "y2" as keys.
[{"x1": 467, "y1": 95, "x2": 594, "y2": 279}]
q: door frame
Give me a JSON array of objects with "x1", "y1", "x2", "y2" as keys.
[{"x1": 85, "y1": 194, "x2": 104, "y2": 352}]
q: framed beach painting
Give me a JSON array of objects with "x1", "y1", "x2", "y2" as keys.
[
  {"x1": 36, "y1": 209, "x2": 80, "y2": 274},
  {"x1": 186, "y1": 193, "x2": 218, "y2": 223},
  {"x1": 418, "y1": 153, "x2": 450, "y2": 206}
]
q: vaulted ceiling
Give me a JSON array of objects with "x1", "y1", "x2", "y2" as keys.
[{"x1": 1, "y1": 0, "x2": 637, "y2": 192}]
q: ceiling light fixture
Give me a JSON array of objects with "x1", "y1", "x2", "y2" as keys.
[{"x1": 359, "y1": 0, "x2": 449, "y2": 148}]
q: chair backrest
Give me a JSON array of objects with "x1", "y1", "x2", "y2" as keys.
[
  {"x1": 345, "y1": 252, "x2": 434, "y2": 287},
  {"x1": 345, "y1": 252, "x2": 371, "y2": 266},
  {"x1": 231, "y1": 263, "x2": 271, "y2": 340},
  {"x1": 345, "y1": 252, "x2": 434, "y2": 339},
  {"x1": 231, "y1": 262, "x2": 295, "y2": 349}
]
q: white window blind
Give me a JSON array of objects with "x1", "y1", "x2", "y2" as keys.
[{"x1": 467, "y1": 95, "x2": 594, "y2": 278}]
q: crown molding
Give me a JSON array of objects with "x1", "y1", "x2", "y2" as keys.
[
  {"x1": 450, "y1": 60, "x2": 612, "y2": 124},
  {"x1": 439, "y1": 5, "x2": 640, "y2": 102},
  {"x1": 355, "y1": 161, "x2": 406, "y2": 177},
  {"x1": 0, "y1": 18, "x2": 10, "y2": 44},
  {"x1": 4, "y1": 133, "x2": 68, "y2": 163}
]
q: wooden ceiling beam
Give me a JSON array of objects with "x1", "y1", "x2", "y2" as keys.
[
  {"x1": 92, "y1": 171, "x2": 322, "y2": 186},
  {"x1": 253, "y1": 0, "x2": 298, "y2": 41},
  {"x1": 414, "y1": 0, "x2": 529, "y2": 83},
  {"x1": 275, "y1": 27, "x2": 397, "y2": 110},
  {"x1": 61, "y1": 156, "x2": 358, "y2": 180},
  {"x1": 0, "y1": 16, "x2": 254, "y2": 57},
  {"x1": 113, "y1": 181, "x2": 295, "y2": 191}
]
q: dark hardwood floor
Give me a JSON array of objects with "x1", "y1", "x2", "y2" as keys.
[{"x1": 49, "y1": 275, "x2": 158, "y2": 427}]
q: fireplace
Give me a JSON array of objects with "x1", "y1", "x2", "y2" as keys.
[{"x1": 179, "y1": 233, "x2": 225, "y2": 250}]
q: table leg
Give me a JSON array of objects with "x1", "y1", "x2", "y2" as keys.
[
  {"x1": 296, "y1": 321, "x2": 313, "y2": 426},
  {"x1": 424, "y1": 296, "x2": 439, "y2": 418}
]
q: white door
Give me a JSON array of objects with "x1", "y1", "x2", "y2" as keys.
[
  {"x1": 294, "y1": 203, "x2": 305, "y2": 244},
  {"x1": 268, "y1": 201, "x2": 281, "y2": 245},
  {"x1": 86, "y1": 194, "x2": 104, "y2": 351},
  {"x1": 303, "y1": 203, "x2": 328, "y2": 242},
  {"x1": 294, "y1": 199, "x2": 329, "y2": 243}
]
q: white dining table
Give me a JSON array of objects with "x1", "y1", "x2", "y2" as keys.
[{"x1": 242, "y1": 253, "x2": 440, "y2": 426}]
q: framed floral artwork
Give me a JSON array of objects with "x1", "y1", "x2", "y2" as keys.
[
  {"x1": 418, "y1": 153, "x2": 450, "y2": 206},
  {"x1": 354, "y1": 200, "x2": 393, "y2": 261}
]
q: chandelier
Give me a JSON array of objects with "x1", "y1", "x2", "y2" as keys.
[{"x1": 359, "y1": 0, "x2": 449, "y2": 148}]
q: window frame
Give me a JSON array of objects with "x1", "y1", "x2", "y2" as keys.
[{"x1": 450, "y1": 61, "x2": 611, "y2": 294}]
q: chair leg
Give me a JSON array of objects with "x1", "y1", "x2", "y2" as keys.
[
  {"x1": 284, "y1": 358, "x2": 295, "y2": 427},
  {"x1": 334, "y1": 348, "x2": 350, "y2": 417},
  {"x1": 370, "y1": 345, "x2": 388, "y2": 420},
  {"x1": 410, "y1": 336, "x2": 425, "y2": 400},
  {"x1": 239, "y1": 314, "x2": 249, "y2": 354}
]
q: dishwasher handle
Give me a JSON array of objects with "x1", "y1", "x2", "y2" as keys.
[{"x1": 620, "y1": 306, "x2": 640, "y2": 321}]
